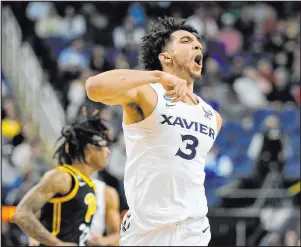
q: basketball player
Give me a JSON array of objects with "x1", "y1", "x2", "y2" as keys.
[
  {"x1": 86, "y1": 16, "x2": 223, "y2": 246},
  {"x1": 13, "y1": 119, "x2": 111, "y2": 246},
  {"x1": 88, "y1": 179, "x2": 120, "y2": 246},
  {"x1": 28, "y1": 179, "x2": 121, "y2": 246}
]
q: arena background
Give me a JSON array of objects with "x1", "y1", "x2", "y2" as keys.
[{"x1": 1, "y1": 1, "x2": 300, "y2": 246}]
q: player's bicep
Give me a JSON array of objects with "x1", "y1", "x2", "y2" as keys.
[
  {"x1": 214, "y1": 110, "x2": 223, "y2": 134},
  {"x1": 16, "y1": 169, "x2": 70, "y2": 214},
  {"x1": 104, "y1": 186, "x2": 120, "y2": 234},
  {"x1": 92, "y1": 87, "x2": 139, "y2": 106}
]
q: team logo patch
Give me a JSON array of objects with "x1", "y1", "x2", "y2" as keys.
[{"x1": 202, "y1": 107, "x2": 213, "y2": 119}]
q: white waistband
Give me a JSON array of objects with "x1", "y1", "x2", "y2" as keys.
[{"x1": 138, "y1": 216, "x2": 206, "y2": 235}]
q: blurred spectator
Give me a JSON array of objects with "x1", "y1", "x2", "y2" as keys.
[
  {"x1": 58, "y1": 38, "x2": 90, "y2": 72},
  {"x1": 205, "y1": 146, "x2": 234, "y2": 177},
  {"x1": 61, "y1": 5, "x2": 87, "y2": 40},
  {"x1": 128, "y1": 2, "x2": 147, "y2": 27},
  {"x1": 274, "y1": 51, "x2": 289, "y2": 69},
  {"x1": 252, "y1": 2, "x2": 275, "y2": 25},
  {"x1": 114, "y1": 52, "x2": 130, "y2": 69},
  {"x1": 257, "y1": 59, "x2": 274, "y2": 89},
  {"x1": 4, "y1": 137, "x2": 45, "y2": 206},
  {"x1": 234, "y1": 5, "x2": 255, "y2": 50},
  {"x1": 259, "y1": 232, "x2": 282, "y2": 246},
  {"x1": 265, "y1": 27, "x2": 287, "y2": 54},
  {"x1": 249, "y1": 26, "x2": 268, "y2": 62},
  {"x1": 26, "y1": 2, "x2": 54, "y2": 21},
  {"x1": 34, "y1": 5, "x2": 63, "y2": 39},
  {"x1": 200, "y1": 58, "x2": 222, "y2": 86},
  {"x1": 113, "y1": 15, "x2": 145, "y2": 50},
  {"x1": 262, "y1": 7, "x2": 278, "y2": 34},
  {"x1": 266, "y1": 68, "x2": 297, "y2": 107},
  {"x1": 81, "y1": 3, "x2": 111, "y2": 46},
  {"x1": 2, "y1": 99, "x2": 21, "y2": 141},
  {"x1": 11, "y1": 120, "x2": 35, "y2": 147},
  {"x1": 233, "y1": 66, "x2": 267, "y2": 109},
  {"x1": 199, "y1": 86, "x2": 219, "y2": 111},
  {"x1": 186, "y1": 5, "x2": 219, "y2": 39},
  {"x1": 226, "y1": 55, "x2": 245, "y2": 85},
  {"x1": 11, "y1": 138, "x2": 40, "y2": 171},
  {"x1": 218, "y1": 13, "x2": 243, "y2": 56},
  {"x1": 248, "y1": 115, "x2": 285, "y2": 182},
  {"x1": 66, "y1": 70, "x2": 92, "y2": 123},
  {"x1": 90, "y1": 45, "x2": 113, "y2": 73},
  {"x1": 284, "y1": 230, "x2": 299, "y2": 246}
]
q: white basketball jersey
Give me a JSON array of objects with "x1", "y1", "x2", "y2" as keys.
[
  {"x1": 122, "y1": 83, "x2": 218, "y2": 230},
  {"x1": 90, "y1": 179, "x2": 106, "y2": 235}
]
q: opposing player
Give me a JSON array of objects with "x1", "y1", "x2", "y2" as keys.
[
  {"x1": 88, "y1": 179, "x2": 120, "y2": 246},
  {"x1": 27, "y1": 179, "x2": 121, "y2": 246},
  {"x1": 13, "y1": 119, "x2": 111, "y2": 246},
  {"x1": 86, "y1": 16, "x2": 223, "y2": 246}
]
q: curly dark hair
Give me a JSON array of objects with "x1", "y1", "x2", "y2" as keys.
[{"x1": 140, "y1": 16, "x2": 198, "y2": 71}]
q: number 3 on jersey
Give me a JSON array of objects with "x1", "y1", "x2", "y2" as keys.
[{"x1": 176, "y1": 134, "x2": 199, "y2": 160}]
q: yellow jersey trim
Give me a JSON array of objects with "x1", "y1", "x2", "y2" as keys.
[
  {"x1": 51, "y1": 202, "x2": 61, "y2": 236},
  {"x1": 49, "y1": 166, "x2": 79, "y2": 203},
  {"x1": 63, "y1": 164, "x2": 96, "y2": 191}
]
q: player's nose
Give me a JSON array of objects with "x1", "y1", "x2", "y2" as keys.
[{"x1": 193, "y1": 41, "x2": 202, "y2": 51}]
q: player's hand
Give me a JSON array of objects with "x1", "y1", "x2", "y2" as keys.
[
  {"x1": 57, "y1": 242, "x2": 78, "y2": 246},
  {"x1": 159, "y1": 72, "x2": 198, "y2": 104},
  {"x1": 88, "y1": 234, "x2": 106, "y2": 246}
]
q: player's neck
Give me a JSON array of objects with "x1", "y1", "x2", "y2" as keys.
[
  {"x1": 163, "y1": 68, "x2": 194, "y2": 93},
  {"x1": 71, "y1": 163, "x2": 95, "y2": 178}
]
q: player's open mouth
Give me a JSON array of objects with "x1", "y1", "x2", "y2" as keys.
[{"x1": 194, "y1": 54, "x2": 202, "y2": 67}]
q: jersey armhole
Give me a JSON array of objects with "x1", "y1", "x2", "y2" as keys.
[{"x1": 48, "y1": 166, "x2": 79, "y2": 204}]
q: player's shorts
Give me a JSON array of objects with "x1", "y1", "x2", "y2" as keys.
[{"x1": 120, "y1": 211, "x2": 211, "y2": 246}]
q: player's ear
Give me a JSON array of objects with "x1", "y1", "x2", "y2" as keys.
[
  {"x1": 85, "y1": 144, "x2": 92, "y2": 160},
  {"x1": 158, "y1": 52, "x2": 172, "y2": 66}
]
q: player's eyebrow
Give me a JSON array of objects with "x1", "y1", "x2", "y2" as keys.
[{"x1": 179, "y1": 36, "x2": 194, "y2": 41}]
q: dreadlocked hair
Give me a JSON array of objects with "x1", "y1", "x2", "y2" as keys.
[
  {"x1": 53, "y1": 118, "x2": 109, "y2": 166},
  {"x1": 140, "y1": 16, "x2": 198, "y2": 71}
]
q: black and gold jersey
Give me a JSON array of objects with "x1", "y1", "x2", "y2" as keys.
[{"x1": 40, "y1": 164, "x2": 97, "y2": 246}]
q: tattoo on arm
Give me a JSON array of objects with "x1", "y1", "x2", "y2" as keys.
[{"x1": 13, "y1": 169, "x2": 71, "y2": 246}]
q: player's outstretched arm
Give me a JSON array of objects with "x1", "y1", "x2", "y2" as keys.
[
  {"x1": 12, "y1": 169, "x2": 76, "y2": 246},
  {"x1": 85, "y1": 69, "x2": 162, "y2": 106},
  {"x1": 85, "y1": 69, "x2": 197, "y2": 106}
]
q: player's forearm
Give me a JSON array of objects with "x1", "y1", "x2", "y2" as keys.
[
  {"x1": 13, "y1": 210, "x2": 62, "y2": 246},
  {"x1": 85, "y1": 69, "x2": 162, "y2": 101},
  {"x1": 101, "y1": 233, "x2": 120, "y2": 246},
  {"x1": 89, "y1": 233, "x2": 120, "y2": 246}
]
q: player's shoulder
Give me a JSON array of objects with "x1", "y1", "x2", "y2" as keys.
[
  {"x1": 104, "y1": 185, "x2": 119, "y2": 207},
  {"x1": 39, "y1": 167, "x2": 73, "y2": 194},
  {"x1": 42, "y1": 167, "x2": 72, "y2": 183}
]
